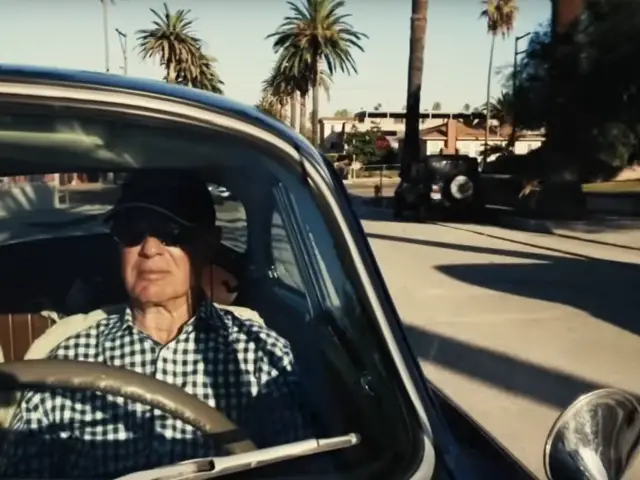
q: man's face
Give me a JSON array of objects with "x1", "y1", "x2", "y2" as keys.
[{"x1": 111, "y1": 209, "x2": 204, "y2": 306}]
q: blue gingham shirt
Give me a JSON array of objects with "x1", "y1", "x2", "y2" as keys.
[{"x1": 0, "y1": 302, "x2": 312, "y2": 478}]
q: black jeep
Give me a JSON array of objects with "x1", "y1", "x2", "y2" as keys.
[{"x1": 394, "y1": 154, "x2": 485, "y2": 220}]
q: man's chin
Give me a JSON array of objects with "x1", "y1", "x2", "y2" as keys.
[{"x1": 132, "y1": 285, "x2": 175, "y2": 305}]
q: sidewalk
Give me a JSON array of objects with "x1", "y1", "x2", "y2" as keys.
[{"x1": 343, "y1": 177, "x2": 399, "y2": 185}]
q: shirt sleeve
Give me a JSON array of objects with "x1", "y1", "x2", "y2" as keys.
[
  {"x1": 244, "y1": 346, "x2": 314, "y2": 448},
  {"x1": 0, "y1": 390, "x2": 69, "y2": 478}
]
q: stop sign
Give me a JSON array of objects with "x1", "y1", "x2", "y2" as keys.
[{"x1": 375, "y1": 136, "x2": 390, "y2": 150}]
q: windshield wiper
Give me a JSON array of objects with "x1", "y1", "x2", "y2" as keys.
[{"x1": 116, "y1": 433, "x2": 360, "y2": 480}]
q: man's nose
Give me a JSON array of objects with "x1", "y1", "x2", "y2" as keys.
[{"x1": 139, "y1": 236, "x2": 165, "y2": 257}]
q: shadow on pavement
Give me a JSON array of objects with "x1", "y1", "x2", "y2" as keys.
[
  {"x1": 404, "y1": 325, "x2": 605, "y2": 409},
  {"x1": 367, "y1": 231, "x2": 640, "y2": 337},
  {"x1": 351, "y1": 195, "x2": 496, "y2": 226}
]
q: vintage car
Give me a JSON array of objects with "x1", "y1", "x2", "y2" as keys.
[
  {"x1": 394, "y1": 154, "x2": 484, "y2": 221},
  {"x1": 0, "y1": 65, "x2": 636, "y2": 480}
]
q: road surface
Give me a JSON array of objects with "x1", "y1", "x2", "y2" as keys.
[{"x1": 356, "y1": 201, "x2": 640, "y2": 478}]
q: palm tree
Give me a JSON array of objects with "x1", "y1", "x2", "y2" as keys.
[
  {"x1": 136, "y1": 3, "x2": 203, "y2": 84},
  {"x1": 267, "y1": 0, "x2": 367, "y2": 147},
  {"x1": 269, "y1": 54, "x2": 333, "y2": 135},
  {"x1": 480, "y1": 0, "x2": 518, "y2": 167},
  {"x1": 174, "y1": 50, "x2": 224, "y2": 94},
  {"x1": 263, "y1": 63, "x2": 298, "y2": 130},
  {"x1": 256, "y1": 93, "x2": 287, "y2": 122},
  {"x1": 478, "y1": 90, "x2": 514, "y2": 126},
  {"x1": 401, "y1": 0, "x2": 429, "y2": 180}
]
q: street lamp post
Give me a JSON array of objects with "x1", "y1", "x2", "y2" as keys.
[
  {"x1": 511, "y1": 32, "x2": 531, "y2": 144},
  {"x1": 115, "y1": 28, "x2": 128, "y2": 75},
  {"x1": 102, "y1": 0, "x2": 110, "y2": 73}
]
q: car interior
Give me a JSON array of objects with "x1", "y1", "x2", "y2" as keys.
[
  {"x1": 0, "y1": 171, "x2": 404, "y2": 476},
  {"x1": 0, "y1": 108, "x2": 420, "y2": 478}
]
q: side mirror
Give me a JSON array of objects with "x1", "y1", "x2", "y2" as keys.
[{"x1": 544, "y1": 388, "x2": 640, "y2": 480}]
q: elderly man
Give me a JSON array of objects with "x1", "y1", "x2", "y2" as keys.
[{"x1": 1, "y1": 172, "x2": 312, "y2": 478}]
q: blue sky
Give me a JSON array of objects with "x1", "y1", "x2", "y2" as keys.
[{"x1": 0, "y1": 0, "x2": 550, "y2": 116}]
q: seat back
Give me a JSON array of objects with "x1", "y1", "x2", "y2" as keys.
[
  {"x1": 0, "y1": 313, "x2": 56, "y2": 362},
  {"x1": 0, "y1": 312, "x2": 56, "y2": 428}
]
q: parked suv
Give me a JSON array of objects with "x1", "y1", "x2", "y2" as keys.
[{"x1": 394, "y1": 154, "x2": 484, "y2": 220}]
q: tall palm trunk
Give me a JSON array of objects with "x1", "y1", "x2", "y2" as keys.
[
  {"x1": 299, "y1": 93, "x2": 307, "y2": 136},
  {"x1": 290, "y1": 92, "x2": 298, "y2": 131},
  {"x1": 482, "y1": 34, "x2": 496, "y2": 169},
  {"x1": 311, "y1": 57, "x2": 321, "y2": 148},
  {"x1": 167, "y1": 63, "x2": 176, "y2": 84},
  {"x1": 401, "y1": 0, "x2": 429, "y2": 180}
]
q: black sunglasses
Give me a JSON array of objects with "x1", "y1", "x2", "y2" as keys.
[{"x1": 110, "y1": 216, "x2": 197, "y2": 248}]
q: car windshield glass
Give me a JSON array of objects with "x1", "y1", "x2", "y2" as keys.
[{"x1": 0, "y1": 108, "x2": 416, "y2": 479}]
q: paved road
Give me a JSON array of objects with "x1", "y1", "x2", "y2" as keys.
[{"x1": 356, "y1": 201, "x2": 640, "y2": 478}]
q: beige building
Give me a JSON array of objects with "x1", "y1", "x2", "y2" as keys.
[
  {"x1": 319, "y1": 110, "x2": 544, "y2": 161},
  {"x1": 319, "y1": 110, "x2": 478, "y2": 153},
  {"x1": 416, "y1": 120, "x2": 544, "y2": 161}
]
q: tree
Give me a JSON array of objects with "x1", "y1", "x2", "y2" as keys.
[
  {"x1": 174, "y1": 50, "x2": 224, "y2": 94},
  {"x1": 462, "y1": 103, "x2": 471, "y2": 112},
  {"x1": 480, "y1": 0, "x2": 518, "y2": 167},
  {"x1": 334, "y1": 108, "x2": 351, "y2": 116},
  {"x1": 136, "y1": 2, "x2": 223, "y2": 93},
  {"x1": 269, "y1": 53, "x2": 333, "y2": 134},
  {"x1": 263, "y1": 62, "x2": 298, "y2": 130},
  {"x1": 344, "y1": 126, "x2": 381, "y2": 163},
  {"x1": 401, "y1": 0, "x2": 429, "y2": 180},
  {"x1": 476, "y1": 90, "x2": 514, "y2": 126},
  {"x1": 267, "y1": 0, "x2": 367, "y2": 147},
  {"x1": 256, "y1": 92, "x2": 287, "y2": 122},
  {"x1": 431, "y1": 101, "x2": 442, "y2": 111},
  {"x1": 510, "y1": 0, "x2": 640, "y2": 178},
  {"x1": 373, "y1": 103, "x2": 382, "y2": 111},
  {"x1": 136, "y1": 3, "x2": 202, "y2": 84}
]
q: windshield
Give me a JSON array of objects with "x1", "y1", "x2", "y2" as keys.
[{"x1": 0, "y1": 107, "x2": 417, "y2": 479}]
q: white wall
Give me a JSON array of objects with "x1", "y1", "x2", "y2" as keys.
[
  {"x1": 514, "y1": 140, "x2": 543, "y2": 155},
  {"x1": 0, "y1": 183, "x2": 59, "y2": 218}
]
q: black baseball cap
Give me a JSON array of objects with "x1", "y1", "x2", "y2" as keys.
[{"x1": 106, "y1": 171, "x2": 216, "y2": 227}]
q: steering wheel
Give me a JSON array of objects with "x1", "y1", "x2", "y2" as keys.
[{"x1": 0, "y1": 359, "x2": 257, "y2": 454}]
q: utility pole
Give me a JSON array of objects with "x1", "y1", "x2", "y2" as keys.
[
  {"x1": 102, "y1": 0, "x2": 110, "y2": 73},
  {"x1": 116, "y1": 28, "x2": 128, "y2": 75}
]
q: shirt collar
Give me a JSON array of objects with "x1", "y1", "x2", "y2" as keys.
[{"x1": 113, "y1": 300, "x2": 225, "y2": 337}]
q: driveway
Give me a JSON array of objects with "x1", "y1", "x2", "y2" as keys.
[{"x1": 357, "y1": 203, "x2": 640, "y2": 478}]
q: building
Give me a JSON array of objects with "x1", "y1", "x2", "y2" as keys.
[
  {"x1": 321, "y1": 110, "x2": 544, "y2": 162},
  {"x1": 414, "y1": 119, "x2": 544, "y2": 161},
  {"x1": 319, "y1": 109, "x2": 481, "y2": 153}
]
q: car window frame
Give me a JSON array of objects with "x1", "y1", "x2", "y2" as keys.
[
  {"x1": 0, "y1": 81, "x2": 435, "y2": 478},
  {"x1": 266, "y1": 182, "x2": 320, "y2": 313}
]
